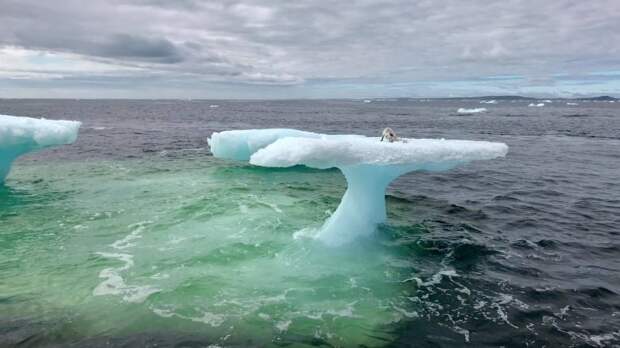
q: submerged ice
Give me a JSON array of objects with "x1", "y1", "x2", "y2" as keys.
[
  {"x1": 0, "y1": 114, "x2": 81, "y2": 182},
  {"x1": 209, "y1": 129, "x2": 508, "y2": 246}
]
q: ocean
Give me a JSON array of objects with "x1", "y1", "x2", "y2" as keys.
[{"x1": 1, "y1": 98, "x2": 619, "y2": 347}]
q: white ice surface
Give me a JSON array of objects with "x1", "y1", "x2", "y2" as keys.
[
  {"x1": 208, "y1": 129, "x2": 320, "y2": 161},
  {"x1": 250, "y1": 136, "x2": 507, "y2": 169}
]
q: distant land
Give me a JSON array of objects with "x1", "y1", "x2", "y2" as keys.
[
  {"x1": 457, "y1": 95, "x2": 536, "y2": 100},
  {"x1": 432, "y1": 95, "x2": 618, "y2": 101},
  {"x1": 578, "y1": 95, "x2": 618, "y2": 101},
  {"x1": 359, "y1": 95, "x2": 619, "y2": 102}
]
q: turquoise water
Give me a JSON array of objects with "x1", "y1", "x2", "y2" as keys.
[
  {"x1": 1, "y1": 147, "x2": 27, "y2": 182},
  {"x1": 1, "y1": 152, "x2": 427, "y2": 346}
]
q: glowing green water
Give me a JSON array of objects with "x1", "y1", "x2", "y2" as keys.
[{"x1": 0, "y1": 153, "x2": 423, "y2": 346}]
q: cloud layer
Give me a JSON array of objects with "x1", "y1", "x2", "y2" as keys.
[{"x1": 1, "y1": 0, "x2": 619, "y2": 97}]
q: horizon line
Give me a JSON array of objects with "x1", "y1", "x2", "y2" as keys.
[{"x1": 0, "y1": 95, "x2": 618, "y2": 101}]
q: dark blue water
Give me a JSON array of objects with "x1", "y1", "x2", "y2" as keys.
[{"x1": 1, "y1": 98, "x2": 619, "y2": 347}]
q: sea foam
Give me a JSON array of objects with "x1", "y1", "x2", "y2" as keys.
[{"x1": 457, "y1": 108, "x2": 487, "y2": 114}]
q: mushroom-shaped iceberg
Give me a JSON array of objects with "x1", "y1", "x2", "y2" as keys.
[
  {"x1": 0, "y1": 114, "x2": 81, "y2": 183},
  {"x1": 209, "y1": 129, "x2": 508, "y2": 246}
]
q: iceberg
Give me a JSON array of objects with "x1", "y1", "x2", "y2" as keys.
[
  {"x1": 457, "y1": 107, "x2": 487, "y2": 114},
  {"x1": 0, "y1": 114, "x2": 81, "y2": 182},
  {"x1": 209, "y1": 129, "x2": 508, "y2": 246}
]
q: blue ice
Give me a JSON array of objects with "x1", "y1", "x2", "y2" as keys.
[{"x1": 0, "y1": 115, "x2": 81, "y2": 183}]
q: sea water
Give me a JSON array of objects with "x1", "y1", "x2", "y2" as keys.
[{"x1": 1, "y1": 99, "x2": 619, "y2": 347}]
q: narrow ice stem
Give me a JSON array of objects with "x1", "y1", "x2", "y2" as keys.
[
  {"x1": 316, "y1": 162, "x2": 461, "y2": 246},
  {"x1": 316, "y1": 165, "x2": 409, "y2": 246}
]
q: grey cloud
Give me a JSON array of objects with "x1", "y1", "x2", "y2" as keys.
[
  {"x1": 127, "y1": 0, "x2": 203, "y2": 10},
  {"x1": 526, "y1": 77, "x2": 557, "y2": 87},
  {"x1": 0, "y1": 0, "x2": 619, "y2": 96},
  {"x1": 95, "y1": 34, "x2": 183, "y2": 63}
]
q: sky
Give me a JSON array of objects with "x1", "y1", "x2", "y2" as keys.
[{"x1": 0, "y1": 0, "x2": 619, "y2": 99}]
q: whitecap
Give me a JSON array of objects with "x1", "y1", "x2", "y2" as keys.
[
  {"x1": 457, "y1": 107, "x2": 487, "y2": 114},
  {"x1": 275, "y1": 320, "x2": 292, "y2": 332},
  {"x1": 151, "y1": 307, "x2": 225, "y2": 327}
]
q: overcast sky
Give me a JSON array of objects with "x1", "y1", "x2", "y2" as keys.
[{"x1": 1, "y1": 0, "x2": 619, "y2": 98}]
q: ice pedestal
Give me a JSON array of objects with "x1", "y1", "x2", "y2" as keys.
[
  {"x1": 209, "y1": 129, "x2": 508, "y2": 246},
  {"x1": 318, "y1": 164, "x2": 398, "y2": 245},
  {"x1": 0, "y1": 114, "x2": 81, "y2": 183},
  {"x1": 316, "y1": 162, "x2": 461, "y2": 245}
]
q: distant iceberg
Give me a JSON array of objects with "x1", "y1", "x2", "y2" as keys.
[
  {"x1": 0, "y1": 114, "x2": 81, "y2": 182},
  {"x1": 209, "y1": 129, "x2": 508, "y2": 246},
  {"x1": 457, "y1": 107, "x2": 487, "y2": 114}
]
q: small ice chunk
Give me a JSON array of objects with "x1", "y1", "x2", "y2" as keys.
[{"x1": 0, "y1": 114, "x2": 81, "y2": 182}]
